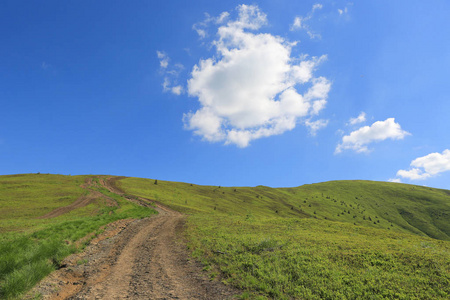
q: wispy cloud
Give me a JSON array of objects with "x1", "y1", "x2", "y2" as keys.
[
  {"x1": 347, "y1": 112, "x2": 366, "y2": 125},
  {"x1": 305, "y1": 119, "x2": 328, "y2": 136},
  {"x1": 156, "y1": 51, "x2": 169, "y2": 69},
  {"x1": 337, "y1": 2, "x2": 353, "y2": 17},
  {"x1": 396, "y1": 149, "x2": 450, "y2": 180},
  {"x1": 335, "y1": 118, "x2": 410, "y2": 153},
  {"x1": 156, "y1": 51, "x2": 184, "y2": 95},
  {"x1": 162, "y1": 77, "x2": 183, "y2": 95},
  {"x1": 185, "y1": 4, "x2": 331, "y2": 147},
  {"x1": 338, "y1": 7, "x2": 348, "y2": 15},
  {"x1": 192, "y1": 11, "x2": 230, "y2": 39},
  {"x1": 290, "y1": 3, "x2": 323, "y2": 39}
]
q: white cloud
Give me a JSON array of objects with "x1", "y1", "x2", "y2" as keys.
[
  {"x1": 338, "y1": 7, "x2": 348, "y2": 15},
  {"x1": 348, "y1": 112, "x2": 366, "y2": 125},
  {"x1": 291, "y1": 17, "x2": 302, "y2": 31},
  {"x1": 396, "y1": 149, "x2": 450, "y2": 180},
  {"x1": 156, "y1": 51, "x2": 169, "y2": 68},
  {"x1": 162, "y1": 77, "x2": 184, "y2": 95},
  {"x1": 397, "y1": 168, "x2": 431, "y2": 180},
  {"x1": 290, "y1": 3, "x2": 323, "y2": 39},
  {"x1": 338, "y1": 3, "x2": 353, "y2": 17},
  {"x1": 170, "y1": 85, "x2": 183, "y2": 95},
  {"x1": 305, "y1": 119, "x2": 328, "y2": 136},
  {"x1": 388, "y1": 178, "x2": 402, "y2": 183},
  {"x1": 193, "y1": 11, "x2": 231, "y2": 39},
  {"x1": 335, "y1": 118, "x2": 410, "y2": 153},
  {"x1": 157, "y1": 51, "x2": 184, "y2": 95},
  {"x1": 312, "y1": 4, "x2": 323, "y2": 11},
  {"x1": 185, "y1": 4, "x2": 331, "y2": 147}
]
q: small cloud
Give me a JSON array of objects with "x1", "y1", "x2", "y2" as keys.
[
  {"x1": 291, "y1": 17, "x2": 303, "y2": 31},
  {"x1": 193, "y1": 11, "x2": 232, "y2": 39},
  {"x1": 348, "y1": 112, "x2": 366, "y2": 125},
  {"x1": 338, "y1": 3, "x2": 353, "y2": 18},
  {"x1": 171, "y1": 85, "x2": 183, "y2": 95},
  {"x1": 194, "y1": 27, "x2": 207, "y2": 39},
  {"x1": 157, "y1": 51, "x2": 184, "y2": 95},
  {"x1": 335, "y1": 118, "x2": 410, "y2": 154},
  {"x1": 396, "y1": 149, "x2": 450, "y2": 180},
  {"x1": 156, "y1": 51, "x2": 169, "y2": 69},
  {"x1": 162, "y1": 77, "x2": 170, "y2": 91},
  {"x1": 312, "y1": 4, "x2": 323, "y2": 11},
  {"x1": 162, "y1": 77, "x2": 184, "y2": 95},
  {"x1": 290, "y1": 3, "x2": 323, "y2": 39},
  {"x1": 388, "y1": 178, "x2": 402, "y2": 183},
  {"x1": 338, "y1": 7, "x2": 348, "y2": 15},
  {"x1": 305, "y1": 119, "x2": 328, "y2": 136}
]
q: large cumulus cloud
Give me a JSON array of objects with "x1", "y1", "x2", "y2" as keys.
[{"x1": 184, "y1": 5, "x2": 331, "y2": 147}]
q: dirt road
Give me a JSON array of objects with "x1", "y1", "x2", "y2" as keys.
[{"x1": 28, "y1": 177, "x2": 238, "y2": 299}]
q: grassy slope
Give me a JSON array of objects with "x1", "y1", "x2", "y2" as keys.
[
  {"x1": 285, "y1": 180, "x2": 450, "y2": 240},
  {"x1": 0, "y1": 174, "x2": 157, "y2": 299},
  {"x1": 118, "y1": 178, "x2": 450, "y2": 240},
  {"x1": 0, "y1": 174, "x2": 89, "y2": 233},
  {"x1": 119, "y1": 178, "x2": 450, "y2": 299}
]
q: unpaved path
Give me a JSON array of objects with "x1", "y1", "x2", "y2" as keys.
[
  {"x1": 38, "y1": 178, "x2": 117, "y2": 219},
  {"x1": 28, "y1": 177, "x2": 239, "y2": 299}
]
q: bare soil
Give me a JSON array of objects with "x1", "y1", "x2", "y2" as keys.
[
  {"x1": 27, "y1": 177, "x2": 239, "y2": 299},
  {"x1": 37, "y1": 178, "x2": 117, "y2": 219}
]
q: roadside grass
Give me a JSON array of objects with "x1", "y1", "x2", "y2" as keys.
[
  {"x1": 0, "y1": 174, "x2": 157, "y2": 299},
  {"x1": 119, "y1": 177, "x2": 450, "y2": 299},
  {"x1": 187, "y1": 215, "x2": 449, "y2": 299}
]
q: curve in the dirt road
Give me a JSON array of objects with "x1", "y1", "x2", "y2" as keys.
[{"x1": 37, "y1": 178, "x2": 118, "y2": 219}]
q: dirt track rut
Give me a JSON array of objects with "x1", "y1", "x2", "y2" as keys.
[{"x1": 28, "y1": 177, "x2": 238, "y2": 299}]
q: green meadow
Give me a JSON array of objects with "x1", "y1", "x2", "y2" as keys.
[
  {"x1": 1, "y1": 174, "x2": 449, "y2": 299},
  {"x1": 118, "y1": 177, "x2": 450, "y2": 299},
  {"x1": 0, "y1": 174, "x2": 156, "y2": 299}
]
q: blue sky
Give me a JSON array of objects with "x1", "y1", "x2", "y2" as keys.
[{"x1": 1, "y1": 1, "x2": 450, "y2": 189}]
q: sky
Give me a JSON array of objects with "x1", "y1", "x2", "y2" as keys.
[{"x1": 1, "y1": 0, "x2": 450, "y2": 189}]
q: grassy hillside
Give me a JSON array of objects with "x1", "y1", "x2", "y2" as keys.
[
  {"x1": 1, "y1": 175, "x2": 449, "y2": 299},
  {"x1": 286, "y1": 180, "x2": 450, "y2": 240},
  {"x1": 0, "y1": 174, "x2": 156, "y2": 299},
  {"x1": 0, "y1": 174, "x2": 88, "y2": 233},
  {"x1": 118, "y1": 178, "x2": 450, "y2": 240},
  {"x1": 118, "y1": 177, "x2": 450, "y2": 299}
]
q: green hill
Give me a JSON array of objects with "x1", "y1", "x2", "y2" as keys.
[
  {"x1": 118, "y1": 177, "x2": 450, "y2": 299},
  {"x1": 118, "y1": 178, "x2": 450, "y2": 241},
  {"x1": 1, "y1": 174, "x2": 449, "y2": 299}
]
